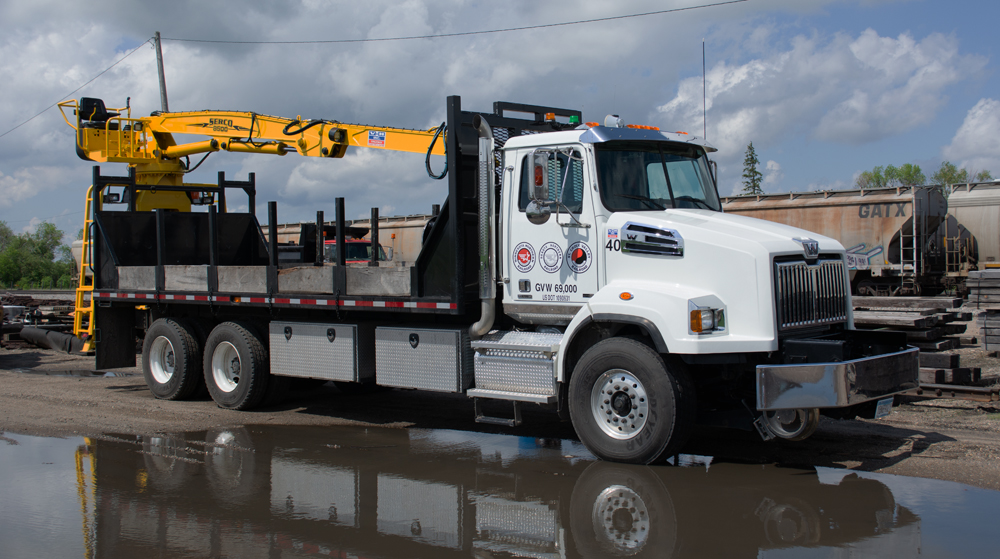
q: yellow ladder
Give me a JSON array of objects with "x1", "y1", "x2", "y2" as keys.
[{"x1": 73, "y1": 186, "x2": 96, "y2": 353}]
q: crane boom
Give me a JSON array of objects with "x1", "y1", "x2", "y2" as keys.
[{"x1": 59, "y1": 97, "x2": 445, "y2": 211}]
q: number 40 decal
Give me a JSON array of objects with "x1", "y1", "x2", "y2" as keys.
[{"x1": 605, "y1": 239, "x2": 621, "y2": 251}]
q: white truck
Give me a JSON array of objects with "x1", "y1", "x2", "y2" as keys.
[{"x1": 65, "y1": 96, "x2": 918, "y2": 464}]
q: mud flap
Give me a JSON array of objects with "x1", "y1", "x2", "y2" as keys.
[{"x1": 95, "y1": 305, "x2": 136, "y2": 369}]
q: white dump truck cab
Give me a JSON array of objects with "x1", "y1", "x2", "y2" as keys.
[{"x1": 490, "y1": 122, "x2": 918, "y2": 462}]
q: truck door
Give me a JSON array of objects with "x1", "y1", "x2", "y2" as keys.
[{"x1": 503, "y1": 146, "x2": 597, "y2": 324}]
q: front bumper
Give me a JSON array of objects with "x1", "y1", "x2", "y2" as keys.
[{"x1": 756, "y1": 332, "x2": 919, "y2": 411}]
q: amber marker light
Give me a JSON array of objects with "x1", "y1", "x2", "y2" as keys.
[
  {"x1": 544, "y1": 112, "x2": 556, "y2": 121},
  {"x1": 619, "y1": 292, "x2": 634, "y2": 301},
  {"x1": 585, "y1": 122, "x2": 600, "y2": 127}
]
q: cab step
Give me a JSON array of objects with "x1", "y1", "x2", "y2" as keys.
[
  {"x1": 473, "y1": 398, "x2": 523, "y2": 427},
  {"x1": 470, "y1": 330, "x2": 561, "y2": 399}
]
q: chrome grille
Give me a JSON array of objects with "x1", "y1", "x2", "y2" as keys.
[
  {"x1": 775, "y1": 258, "x2": 849, "y2": 331},
  {"x1": 621, "y1": 222, "x2": 683, "y2": 257}
]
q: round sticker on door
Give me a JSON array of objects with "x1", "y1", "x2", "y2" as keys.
[
  {"x1": 566, "y1": 242, "x2": 592, "y2": 274},
  {"x1": 538, "y1": 242, "x2": 563, "y2": 273},
  {"x1": 513, "y1": 242, "x2": 536, "y2": 273}
]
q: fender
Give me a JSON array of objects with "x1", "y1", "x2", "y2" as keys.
[{"x1": 558, "y1": 279, "x2": 779, "y2": 381}]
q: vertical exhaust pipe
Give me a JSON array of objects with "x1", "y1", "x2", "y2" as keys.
[{"x1": 469, "y1": 115, "x2": 496, "y2": 339}]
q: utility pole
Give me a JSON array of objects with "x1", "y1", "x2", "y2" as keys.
[{"x1": 154, "y1": 31, "x2": 169, "y2": 112}]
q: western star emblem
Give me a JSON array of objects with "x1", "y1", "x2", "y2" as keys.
[
  {"x1": 793, "y1": 237, "x2": 820, "y2": 259},
  {"x1": 513, "y1": 242, "x2": 535, "y2": 273},
  {"x1": 566, "y1": 241, "x2": 592, "y2": 274}
]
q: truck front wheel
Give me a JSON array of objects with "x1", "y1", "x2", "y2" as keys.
[
  {"x1": 569, "y1": 338, "x2": 694, "y2": 464},
  {"x1": 141, "y1": 318, "x2": 203, "y2": 400},
  {"x1": 203, "y1": 321, "x2": 270, "y2": 410}
]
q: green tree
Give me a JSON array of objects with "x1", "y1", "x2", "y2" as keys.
[
  {"x1": 741, "y1": 142, "x2": 763, "y2": 195},
  {"x1": 0, "y1": 221, "x2": 76, "y2": 289},
  {"x1": 856, "y1": 163, "x2": 926, "y2": 189},
  {"x1": 895, "y1": 163, "x2": 926, "y2": 186},
  {"x1": 932, "y1": 161, "x2": 968, "y2": 185},
  {"x1": 855, "y1": 166, "x2": 887, "y2": 189},
  {"x1": 974, "y1": 170, "x2": 994, "y2": 182}
]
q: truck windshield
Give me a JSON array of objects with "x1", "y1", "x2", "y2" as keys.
[
  {"x1": 594, "y1": 141, "x2": 720, "y2": 212},
  {"x1": 324, "y1": 242, "x2": 386, "y2": 262}
]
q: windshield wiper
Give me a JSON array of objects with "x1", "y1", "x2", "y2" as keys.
[
  {"x1": 673, "y1": 195, "x2": 714, "y2": 210},
  {"x1": 618, "y1": 194, "x2": 666, "y2": 210}
]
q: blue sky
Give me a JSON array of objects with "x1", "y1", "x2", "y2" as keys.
[{"x1": 0, "y1": 0, "x2": 997, "y2": 240}]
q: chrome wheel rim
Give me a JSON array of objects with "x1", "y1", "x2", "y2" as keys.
[
  {"x1": 593, "y1": 484, "x2": 650, "y2": 552},
  {"x1": 211, "y1": 341, "x2": 241, "y2": 393},
  {"x1": 591, "y1": 369, "x2": 649, "y2": 440},
  {"x1": 149, "y1": 336, "x2": 175, "y2": 384}
]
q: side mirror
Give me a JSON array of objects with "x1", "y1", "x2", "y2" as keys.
[
  {"x1": 384, "y1": 247, "x2": 393, "y2": 261},
  {"x1": 531, "y1": 151, "x2": 549, "y2": 202},
  {"x1": 525, "y1": 200, "x2": 551, "y2": 225}
]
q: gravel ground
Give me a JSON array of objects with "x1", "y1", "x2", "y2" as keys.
[{"x1": 2, "y1": 330, "x2": 998, "y2": 490}]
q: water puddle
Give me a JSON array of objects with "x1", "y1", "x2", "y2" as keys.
[{"x1": 1, "y1": 425, "x2": 996, "y2": 558}]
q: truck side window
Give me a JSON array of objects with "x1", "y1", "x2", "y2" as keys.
[{"x1": 518, "y1": 151, "x2": 584, "y2": 214}]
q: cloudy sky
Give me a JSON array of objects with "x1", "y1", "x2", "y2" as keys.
[{"x1": 0, "y1": 0, "x2": 997, "y2": 240}]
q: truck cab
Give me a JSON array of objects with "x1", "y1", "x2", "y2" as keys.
[{"x1": 480, "y1": 118, "x2": 916, "y2": 461}]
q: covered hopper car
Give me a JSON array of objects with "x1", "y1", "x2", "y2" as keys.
[{"x1": 722, "y1": 186, "x2": 977, "y2": 296}]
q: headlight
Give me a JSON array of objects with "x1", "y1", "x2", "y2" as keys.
[{"x1": 689, "y1": 303, "x2": 725, "y2": 334}]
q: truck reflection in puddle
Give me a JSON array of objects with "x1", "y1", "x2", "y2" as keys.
[{"x1": 81, "y1": 426, "x2": 920, "y2": 558}]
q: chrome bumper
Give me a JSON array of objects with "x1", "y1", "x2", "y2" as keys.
[{"x1": 756, "y1": 347, "x2": 919, "y2": 411}]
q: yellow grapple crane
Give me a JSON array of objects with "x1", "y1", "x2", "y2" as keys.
[{"x1": 59, "y1": 97, "x2": 446, "y2": 350}]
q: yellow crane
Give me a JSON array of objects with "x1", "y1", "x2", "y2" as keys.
[{"x1": 59, "y1": 97, "x2": 446, "y2": 350}]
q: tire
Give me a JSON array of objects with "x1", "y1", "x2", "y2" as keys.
[
  {"x1": 141, "y1": 318, "x2": 203, "y2": 400},
  {"x1": 570, "y1": 462, "x2": 677, "y2": 558},
  {"x1": 203, "y1": 321, "x2": 271, "y2": 410},
  {"x1": 568, "y1": 337, "x2": 694, "y2": 464},
  {"x1": 205, "y1": 427, "x2": 261, "y2": 506}
]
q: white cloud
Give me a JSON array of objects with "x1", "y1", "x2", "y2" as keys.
[
  {"x1": 0, "y1": 166, "x2": 74, "y2": 209},
  {"x1": 21, "y1": 218, "x2": 41, "y2": 234},
  {"x1": 763, "y1": 160, "x2": 784, "y2": 186},
  {"x1": 658, "y1": 28, "x2": 986, "y2": 163},
  {"x1": 942, "y1": 98, "x2": 1000, "y2": 175}
]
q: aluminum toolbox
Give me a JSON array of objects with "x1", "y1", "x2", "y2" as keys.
[
  {"x1": 375, "y1": 326, "x2": 472, "y2": 392},
  {"x1": 269, "y1": 321, "x2": 374, "y2": 382}
]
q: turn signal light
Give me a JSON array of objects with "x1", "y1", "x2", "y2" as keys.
[{"x1": 619, "y1": 292, "x2": 634, "y2": 301}]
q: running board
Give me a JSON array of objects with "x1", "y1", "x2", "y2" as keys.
[
  {"x1": 473, "y1": 398, "x2": 523, "y2": 427},
  {"x1": 466, "y1": 388, "x2": 555, "y2": 403}
]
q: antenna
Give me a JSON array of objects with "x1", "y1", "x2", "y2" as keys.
[{"x1": 702, "y1": 39, "x2": 707, "y2": 140}]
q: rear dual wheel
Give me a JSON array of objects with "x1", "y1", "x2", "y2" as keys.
[
  {"x1": 203, "y1": 321, "x2": 274, "y2": 410},
  {"x1": 141, "y1": 318, "x2": 204, "y2": 400}
]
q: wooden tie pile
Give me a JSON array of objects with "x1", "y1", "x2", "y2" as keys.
[
  {"x1": 967, "y1": 270, "x2": 1000, "y2": 357},
  {"x1": 852, "y1": 296, "x2": 980, "y2": 386},
  {"x1": 966, "y1": 269, "x2": 1000, "y2": 307}
]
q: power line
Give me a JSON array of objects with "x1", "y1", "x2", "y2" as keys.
[
  {"x1": 164, "y1": 1, "x2": 747, "y2": 45},
  {"x1": 0, "y1": 38, "x2": 153, "y2": 140}
]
